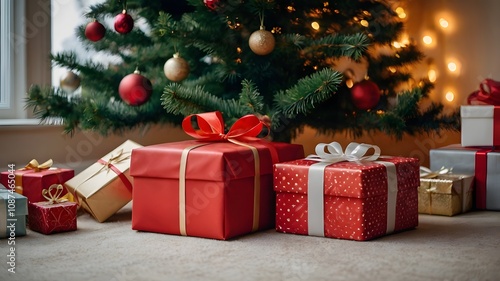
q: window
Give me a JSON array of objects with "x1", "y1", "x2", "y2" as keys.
[{"x1": 0, "y1": 0, "x2": 27, "y2": 120}]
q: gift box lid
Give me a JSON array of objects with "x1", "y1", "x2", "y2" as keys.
[
  {"x1": 130, "y1": 140, "x2": 304, "y2": 181},
  {"x1": 0, "y1": 189, "x2": 28, "y2": 216},
  {"x1": 461, "y1": 105, "x2": 496, "y2": 118},
  {"x1": 274, "y1": 156, "x2": 420, "y2": 199}
]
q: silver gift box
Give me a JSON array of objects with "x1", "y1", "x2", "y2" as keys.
[{"x1": 429, "y1": 144, "x2": 500, "y2": 210}]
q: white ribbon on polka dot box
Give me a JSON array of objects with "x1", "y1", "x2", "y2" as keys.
[{"x1": 273, "y1": 142, "x2": 420, "y2": 241}]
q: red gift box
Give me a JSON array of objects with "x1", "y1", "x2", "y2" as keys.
[
  {"x1": 130, "y1": 112, "x2": 305, "y2": 240},
  {"x1": 27, "y1": 184, "x2": 78, "y2": 235},
  {"x1": 274, "y1": 142, "x2": 420, "y2": 241},
  {"x1": 0, "y1": 159, "x2": 74, "y2": 204}
]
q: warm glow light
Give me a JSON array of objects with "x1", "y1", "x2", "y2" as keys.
[
  {"x1": 447, "y1": 62, "x2": 457, "y2": 72},
  {"x1": 395, "y1": 7, "x2": 406, "y2": 19},
  {"x1": 423, "y1": 35, "x2": 433, "y2": 45},
  {"x1": 311, "y1": 21, "x2": 320, "y2": 30},
  {"x1": 445, "y1": 91, "x2": 455, "y2": 102},
  {"x1": 360, "y1": 20, "x2": 369, "y2": 27},
  {"x1": 346, "y1": 79, "x2": 354, "y2": 88},
  {"x1": 439, "y1": 18, "x2": 449, "y2": 28},
  {"x1": 428, "y1": 69, "x2": 437, "y2": 82},
  {"x1": 388, "y1": 67, "x2": 396, "y2": 73},
  {"x1": 393, "y1": 41, "x2": 401, "y2": 48}
]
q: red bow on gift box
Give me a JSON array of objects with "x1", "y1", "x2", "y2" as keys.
[
  {"x1": 467, "y1": 78, "x2": 500, "y2": 105},
  {"x1": 182, "y1": 111, "x2": 269, "y2": 141}
]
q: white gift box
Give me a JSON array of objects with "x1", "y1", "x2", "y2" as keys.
[{"x1": 461, "y1": 105, "x2": 500, "y2": 147}]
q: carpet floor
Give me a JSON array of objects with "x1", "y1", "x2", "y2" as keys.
[{"x1": 1, "y1": 203, "x2": 499, "y2": 281}]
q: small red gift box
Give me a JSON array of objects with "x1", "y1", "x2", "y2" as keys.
[
  {"x1": 28, "y1": 184, "x2": 77, "y2": 235},
  {"x1": 274, "y1": 142, "x2": 420, "y2": 241},
  {"x1": 131, "y1": 112, "x2": 305, "y2": 240},
  {"x1": 0, "y1": 159, "x2": 74, "y2": 204}
]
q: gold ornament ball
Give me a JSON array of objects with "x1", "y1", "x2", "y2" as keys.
[
  {"x1": 164, "y1": 53, "x2": 190, "y2": 82},
  {"x1": 249, "y1": 28, "x2": 275, "y2": 56},
  {"x1": 60, "y1": 71, "x2": 81, "y2": 92}
]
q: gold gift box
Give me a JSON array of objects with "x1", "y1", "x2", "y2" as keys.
[
  {"x1": 64, "y1": 140, "x2": 142, "y2": 222},
  {"x1": 418, "y1": 174, "x2": 474, "y2": 216}
]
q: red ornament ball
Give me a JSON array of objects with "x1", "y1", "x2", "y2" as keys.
[
  {"x1": 114, "y1": 10, "x2": 134, "y2": 34},
  {"x1": 204, "y1": 0, "x2": 220, "y2": 10},
  {"x1": 118, "y1": 70, "x2": 152, "y2": 106},
  {"x1": 85, "y1": 20, "x2": 105, "y2": 42},
  {"x1": 350, "y1": 80, "x2": 381, "y2": 110}
]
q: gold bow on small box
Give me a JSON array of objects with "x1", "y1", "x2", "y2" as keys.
[
  {"x1": 41, "y1": 184, "x2": 71, "y2": 205},
  {"x1": 24, "y1": 159, "x2": 53, "y2": 172}
]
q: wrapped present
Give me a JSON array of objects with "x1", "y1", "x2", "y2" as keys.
[
  {"x1": 274, "y1": 142, "x2": 420, "y2": 241},
  {"x1": 1, "y1": 186, "x2": 28, "y2": 239},
  {"x1": 461, "y1": 105, "x2": 500, "y2": 147},
  {"x1": 64, "y1": 140, "x2": 142, "y2": 222},
  {"x1": 430, "y1": 144, "x2": 500, "y2": 210},
  {"x1": 28, "y1": 184, "x2": 77, "y2": 234},
  {"x1": 419, "y1": 168, "x2": 474, "y2": 216},
  {"x1": 130, "y1": 112, "x2": 304, "y2": 240},
  {"x1": 0, "y1": 159, "x2": 74, "y2": 204}
]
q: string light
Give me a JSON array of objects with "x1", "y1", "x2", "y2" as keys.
[
  {"x1": 428, "y1": 69, "x2": 437, "y2": 82},
  {"x1": 311, "y1": 21, "x2": 320, "y2": 30},
  {"x1": 423, "y1": 35, "x2": 433, "y2": 45},
  {"x1": 360, "y1": 20, "x2": 369, "y2": 27},
  {"x1": 445, "y1": 91, "x2": 455, "y2": 102},
  {"x1": 439, "y1": 18, "x2": 449, "y2": 28},
  {"x1": 395, "y1": 7, "x2": 406, "y2": 19},
  {"x1": 447, "y1": 62, "x2": 457, "y2": 72}
]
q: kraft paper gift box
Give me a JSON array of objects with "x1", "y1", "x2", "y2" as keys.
[
  {"x1": 430, "y1": 144, "x2": 500, "y2": 210},
  {"x1": 273, "y1": 142, "x2": 420, "y2": 241},
  {"x1": 130, "y1": 112, "x2": 305, "y2": 240},
  {"x1": 419, "y1": 174, "x2": 474, "y2": 216},
  {"x1": 0, "y1": 187, "x2": 28, "y2": 238},
  {"x1": 64, "y1": 140, "x2": 143, "y2": 222},
  {"x1": 28, "y1": 184, "x2": 78, "y2": 235},
  {"x1": 461, "y1": 105, "x2": 500, "y2": 147},
  {"x1": 0, "y1": 159, "x2": 74, "y2": 204}
]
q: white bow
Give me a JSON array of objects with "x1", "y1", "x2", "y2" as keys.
[{"x1": 306, "y1": 142, "x2": 381, "y2": 163}]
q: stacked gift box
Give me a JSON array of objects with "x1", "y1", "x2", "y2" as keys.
[{"x1": 428, "y1": 79, "x2": 500, "y2": 212}]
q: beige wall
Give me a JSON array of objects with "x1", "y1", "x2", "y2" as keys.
[{"x1": 2, "y1": 0, "x2": 499, "y2": 172}]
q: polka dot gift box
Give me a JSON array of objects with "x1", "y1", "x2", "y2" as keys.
[{"x1": 273, "y1": 142, "x2": 420, "y2": 241}]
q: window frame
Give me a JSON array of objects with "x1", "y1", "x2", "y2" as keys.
[{"x1": 0, "y1": 0, "x2": 27, "y2": 120}]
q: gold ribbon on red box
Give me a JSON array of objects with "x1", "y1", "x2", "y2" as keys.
[
  {"x1": 14, "y1": 159, "x2": 54, "y2": 195},
  {"x1": 179, "y1": 111, "x2": 274, "y2": 236}
]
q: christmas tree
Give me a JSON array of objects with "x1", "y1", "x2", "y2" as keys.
[{"x1": 27, "y1": 0, "x2": 460, "y2": 142}]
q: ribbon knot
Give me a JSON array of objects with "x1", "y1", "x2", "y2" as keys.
[
  {"x1": 306, "y1": 142, "x2": 381, "y2": 163},
  {"x1": 24, "y1": 159, "x2": 53, "y2": 172},
  {"x1": 97, "y1": 149, "x2": 130, "y2": 174},
  {"x1": 420, "y1": 166, "x2": 452, "y2": 179},
  {"x1": 42, "y1": 184, "x2": 69, "y2": 204},
  {"x1": 182, "y1": 111, "x2": 268, "y2": 142},
  {"x1": 467, "y1": 78, "x2": 500, "y2": 105}
]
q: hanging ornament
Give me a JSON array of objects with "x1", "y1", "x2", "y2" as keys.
[
  {"x1": 350, "y1": 79, "x2": 381, "y2": 110},
  {"x1": 164, "y1": 53, "x2": 190, "y2": 82},
  {"x1": 114, "y1": 10, "x2": 134, "y2": 34},
  {"x1": 85, "y1": 19, "x2": 106, "y2": 42},
  {"x1": 59, "y1": 71, "x2": 81, "y2": 93},
  {"x1": 249, "y1": 12, "x2": 275, "y2": 56},
  {"x1": 203, "y1": 0, "x2": 220, "y2": 11},
  {"x1": 118, "y1": 69, "x2": 152, "y2": 106},
  {"x1": 249, "y1": 27, "x2": 275, "y2": 55}
]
